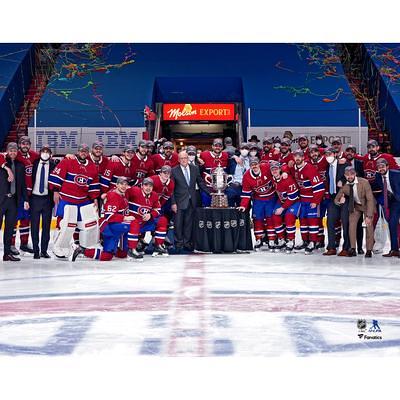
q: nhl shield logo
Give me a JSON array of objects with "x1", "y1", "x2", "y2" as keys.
[
  {"x1": 199, "y1": 220, "x2": 205, "y2": 229},
  {"x1": 223, "y1": 221, "x2": 230, "y2": 229},
  {"x1": 215, "y1": 221, "x2": 221, "y2": 229},
  {"x1": 357, "y1": 319, "x2": 367, "y2": 330},
  {"x1": 206, "y1": 221, "x2": 212, "y2": 229},
  {"x1": 231, "y1": 219, "x2": 237, "y2": 228},
  {"x1": 239, "y1": 218, "x2": 245, "y2": 226}
]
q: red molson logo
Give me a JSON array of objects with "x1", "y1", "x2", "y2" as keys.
[{"x1": 163, "y1": 103, "x2": 235, "y2": 121}]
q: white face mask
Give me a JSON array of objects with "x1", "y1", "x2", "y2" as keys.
[
  {"x1": 188, "y1": 155, "x2": 196, "y2": 162},
  {"x1": 40, "y1": 152, "x2": 50, "y2": 161},
  {"x1": 240, "y1": 149, "x2": 249, "y2": 157},
  {"x1": 316, "y1": 139, "x2": 322, "y2": 145},
  {"x1": 250, "y1": 150, "x2": 258, "y2": 157},
  {"x1": 326, "y1": 156, "x2": 335, "y2": 164}
]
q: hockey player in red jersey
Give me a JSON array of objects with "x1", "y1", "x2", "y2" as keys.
[
  {"x1": 89, "y1": 141, "x2": 109, "y2": 177},
  {"x1": 10, "y1": 136, "x2": 39, "y2": 254},
  {"x1": 49, "y1": 144, "x2": 100, "y2": 258},
  {"x1": 72, "y1": 177, "x2": 134, "y2": 261},
  {"x1": 237, "y1": 157, "x2": 277, "y2": 251},
  {"x1": 297, "y1": 135, "x2": 311, "y2": 161},
  {"x1": 290, "y1": 149, "x2": 325, "y2": 254},
  {"x1": 130, "y1": 140, "x2": 155, "y2": 186},
  {"x1": 357, "y1": 139, "x2": 399, "y2": 194},
  {"x1": 126, "y1": 177, "x2": 168, "y2": 259},
  {"x1": 278, "y1": 138, "x2": 295, "y2": 168},
  {"x1": 152, "y1": 141, "x2": 179, "y2": 173},
  {"x1": 309, "y1": 144, "x2": 330, "y2": 249},
  {"x1": 270, "y1": 161, "x2": 300, "y2": 253},
  {"x1": 198, "y1": 138, "x2": 230, "y2": 206},
  {"x1": 260, "y1": 137, "x2": 280, "y2": 164},
  {"x1": 100, "y1": 145, "x2": 136, "y2": 193}
]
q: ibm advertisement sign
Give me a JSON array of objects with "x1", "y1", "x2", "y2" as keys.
[{"x1": 28, "y1": 127, "x2": 145, "y2": 155}]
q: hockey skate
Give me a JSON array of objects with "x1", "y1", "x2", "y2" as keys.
[
  {"x1": 305, "y1": 241, "x2": 315, "y2": 255},
  {"x1": 294, "y1": 241, "x2": 309, "y2": 252},
  {"x1": 254, "y1": 239, "x2": 263, "y2": 251},
  {"x1": 152, "y1": 244, "x2": 169, "y2": 257},
  {"x1": 274, "y1": 238, "x2": 286, "y2": 252},
  {"x1": 285, "y1": 240, "x2": 295, "y2": 254},
  {"x1": 128, "y1": 248, "x2": 144, "y2": 261}
]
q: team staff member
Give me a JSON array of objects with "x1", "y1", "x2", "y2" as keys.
[
  {"x1": 0, "y1": 143, "x2": 29, "y2": 261},
  {"x1": 30, "y1": 145, "x2": 56, "y2": 259}
]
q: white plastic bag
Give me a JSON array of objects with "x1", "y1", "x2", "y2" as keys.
[{"x1": 374, "y1": 206, "x2": 389, "y2": 253}]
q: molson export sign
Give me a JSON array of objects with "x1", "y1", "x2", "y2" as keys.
[{"x1": 163, "y1": 103, "x2": 235, "y2": 121}]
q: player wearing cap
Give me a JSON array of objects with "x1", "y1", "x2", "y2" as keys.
[
  {"x1": 260, "y1": 137, "x2": 280, "y2": 164},
  {"x1": 198, "y1": 138, "x2": 230, "y2": 206},
  {"x1": 309, "y1": 144, "x2": 330, "y2": 249},
  {"x1": 357, "y1": 139, "x2": 399, "y2": 195},
  {"x1": 330, "y1": 137, "x2": 346, "y2": 160},
  {"x1": 100, "y1": 145, "x2": 136, "y2": 193},
  {"x1": 276, "y1": 138, "x2": 294, "y2": 168},
  {"x1": 72, "y1": 177, "x2": 134, "y2": 262},
  {"x1": 290, "y1": 149, "x2": 325, "y2": 254},
  {"x1": 126, "y1": 177, "x2": 166, "y2": 260},
  {"x1": 130, "y1": 140, "x2": 155, "y2": 186},
  {"x1": 297, "y1": 135, "x2": 311, "y2": 160},
  {"x1": 49, "y1": 144, "x2": 100, "y2": 258},
  {"x1": 152, "y1": 141, "x2": 179, "y2": 173},
  {"x1": 144, "y1": 165, "x2": 176, "y2": 255},
  {"x1": 237, "y1": 157, "x2": 277, "y2": 250},
  {"x1": 89, "y1": 141, "x2": 109, "y2": 177},
  {"x1": 9, "y1": 136, "x2": 39, "y2": 254},
  {"x1": 270, "y1": 161, "x2": 300, "y2": 253},
  {"x1": 146, "y1": 141, "x2": 156, "y2": 157}
]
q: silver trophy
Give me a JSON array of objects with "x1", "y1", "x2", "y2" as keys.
[{"x1": 210, "y1": 167, "x2": 229, "y2": 208}]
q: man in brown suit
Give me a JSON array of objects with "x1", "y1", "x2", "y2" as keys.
[{"x1": 335, "y1": 166, "x2": 376, "y2": 258}]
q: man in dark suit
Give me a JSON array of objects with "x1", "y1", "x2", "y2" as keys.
[
  {"x1": 0, "y1": 142, "x2": 29, "y2": 261},
  {"x1": 375, "y1": 158, "x2": 400, "y2": 257},
  {"x1": 322, "y1": 148, "x2": 349, "y2": 256},
  {"x1": 30, "y1": 145, "x2": 56, "y2": 259},
  {"x1": 171, "y1": 150, "x2": 210, "y2": 251}
]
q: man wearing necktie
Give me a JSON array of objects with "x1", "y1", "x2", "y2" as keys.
[
  {"x1": 335, "y1": 166, "x2": 376, "y2": 258},
  {"x1": 375, "y1": 158, "x2": 400, "y2": 258},
  {"x1": 171, "y1": 151, "x2": 210, "y2": 252},
  {"x1": 30, "y1": 145, "x2": 56, "y2": 259},
  {"x1": 0, "y1": 142, "x2": 29, "y2": 261},
  {"x1": 323, "y1": 147, "x2": 349, "y2": 256}
]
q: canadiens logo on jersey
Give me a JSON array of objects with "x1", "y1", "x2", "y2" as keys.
[
  {"x1": 25, "y1": 166, "x2": 33, "y2": 176},
  {"x1": 75, "y1": 175, "x2": 89, "y2": 185},
  {"x1": 255, "y1": 180, "x2": 272, "y2": 194},
  {"x1": 138, "y1": 207, "x2": 150, "y2": 215}
]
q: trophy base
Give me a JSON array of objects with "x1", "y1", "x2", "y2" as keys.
[{"x1": 210, "y1": 193, "x2": 229, "y2": 208}]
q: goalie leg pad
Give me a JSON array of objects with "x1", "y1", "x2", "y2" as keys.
[
  {"x1": 53, "y1": 205, "x2": 78, "y2": 258},
  {"x1": 77, "y1": 203, "x2": 100, "y2": 249}
]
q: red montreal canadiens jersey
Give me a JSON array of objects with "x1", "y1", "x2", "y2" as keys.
[
  {"x1": 360, "y1": 153, "x2": 399, "y2": 187},
  {"x1": 16, "y1": 150, "x2": 39, "y2": 193},
  {"x1": 99, "y1": 189, "x2": 129, "y2": 232},
  {"x1": 130, "y1": 153, "x2": 155, "y2": 185},
  {"x1": 272, "y1": 174, "x2": 300, "y2": 209},
  {"x1": 290, "y1": 162, "x2": 325, "y2": 204},
  {"x1": 240, "y1": 163, "x2": 275, "y2": 208},
  {"x1": 49, "y1": 157, "x2": 100, "y2": 204},
  {"x1": 278, "y1": 151, "x2": 295, "y2": 167},
  {"x1": 150, "y1": 174, "x2": 175, "y2": 208},
  {"x1": 260, "y1": 149, "x2": 280, "y2": 164},
  {"x1": 126, "y1": 186, "x2": 161, "y2": 220},
  {"x1": 100, "y1": 157, "x2": 133, "y2": 193},
  {"x1": 152, "y1": 153, "x2": 179, "y2": 173},
  {"x1": 89, "y1": 153, "x2": 109, "y2": 177},
  {"x1": 200, "y1": 151, "x2": 229, "y2": 184},
  {"x1": 310, "y1": 156, "x2": 329, "y2": 197}
]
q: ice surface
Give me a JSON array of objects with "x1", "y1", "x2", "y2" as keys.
[{"x1": 0, "y1": 238, "x2": 399, "y2": 357}]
